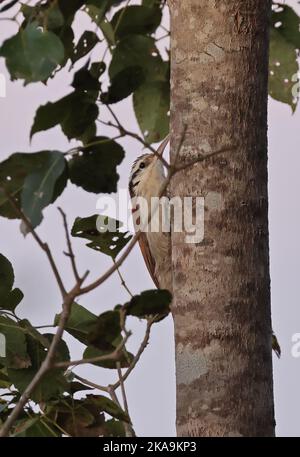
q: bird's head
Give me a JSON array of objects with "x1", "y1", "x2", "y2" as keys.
[
  {"x1": 129, "y1": 136, "x2": 170, "y2": 197},
  {"x1": 129, "y1": 153, "x2": 155, "y2": 197}
]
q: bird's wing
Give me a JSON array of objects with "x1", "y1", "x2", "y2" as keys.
[
  {"x1": 137, "y1": 232, "x2": 160, "y2": 288},
  {"x1": 129, "y1": 192, "x2": 160, "y2": 288},
  {"x1": 130, "y1": 135, "x2": 170, "y2": 289}
]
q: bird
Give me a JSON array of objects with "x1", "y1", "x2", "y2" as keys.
[{"x1": 129, "y1": 136, "x2": 172, "y2": 293}]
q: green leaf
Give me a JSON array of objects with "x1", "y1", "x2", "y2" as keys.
[
  {"x1": 21, "y1": 151, "x2": 66, "y2": 229},
  {"x1": 0, "y1": 253, "x2": 14, "y2": 298},
  {"x1": 83, "y1": 345, "x2": 134, "y2": 369},
  {"x1": 58, "y1": 0, "x2": 86, "y2": 21},
  {"x1": 13, "y1": 416, "x2": 59, "y2": 437},
  {"x1": 47, "y1": 393, "x2": 125, "y2": 436},
  {"x1": 71, "y1": 64, "x2": 101, "y2": 92},
  {"x1": 0, "y1": 23, "x2": 64, "y2": 83},
  {"x1": 21, "y1": 3, "x2": 65, "y2": 30},
  {"x1": 0, "y1": 368, "x2": 11, "y2": 389},
  {"x1": 31, "y1": 91, "x2": 99, "y2": 141},
  {"x1": 68, "y1": 137, "x2": 124, "y2": 194},
  {"x1": 86, "y1": 0, "x2": 127, "y2": 19},
  {"x1": 8, "y1": 335, "x2": 70, "y2": 402},
  {"x1": 45, "y1": 4, "x2": 65, "y2": 29},
  {"x1": 0, "y1": 254, "x2": 24, "y2": 312},
  {"x1": 99, "y1": 18, "x2": 116, "y2": 46},
  {"x1": 84, "y1": 309, "x2": 134, "y2": 369},
  {"x1": 69, "y1": 382, "x2": 94, "y2": 395},
  {"x1": 142, "y1": 0, "x2": 162, "y2": 7},
  {"x1": 109, "y1": 35, "x2": 167, "y2": 83},
  {"x1": 0, "y1": 153, "x2": 44, "y2": 219},
  {"x1": 0, "y1": 316, "x2": 31, "y2": 369},
  {"x1": 71, "y1": 215, "x2": 132, "y2": 259},
  {"x1": 0, "y1": 151, "x2": 67, "y2": 220},
  {"x1": 56, "y1": 26, "x2": 75, "y2": 66},
  {"x1": 85, "y1": 395, "x2": 130, "y2": 422},
  {"x1": 87, "y1": 2, "x2": 132, "y2": 46},
  {"x1": 85, "y1": 5, "x2": 115, "y2": 45},
  {"x1": 18, "y1": 319, "x2": 50, "y2": 348},
  {"x1": 101, "y1": 66, "x2": 145, "y2": 104},
  {"x1": 54, "y1": 302, "x2": 98, "y2": 345},
  {"x1": 71, "y1": 31, "x2": 100, "y2": 63},
  {"x1": 269, "y1": 27, "x2": 299, "y2": 110},
  {"x1": 85, "y1": 3, "x2": 107, "y2": 25},
  {"x1": 88, "y1": 310, "x2": 122, "y2": 351},
  {"x1": 90, "y1": 61, "x2": 106, "y2": 79},
  {"x1": 271, "y1": 3, "x2": 300, "y2": 48},
  {"x1": 56, "y1": 403, "x2": 97, "y2": 437},
  {"x1": 104, "y1": 419, "x2": 126, "y2": 437},
  {"x1": 111, "y1": 5, "x2": 162, "y2": 40},
  {"x1": 125, "y1": 289, "x2": 172, "y2": 319},
  {"x1": 5, "y1": 288, "x2": 24, "y2": 311},
  {"x1": 133, "y1": 80, "x2": 170, "y2": 143}
]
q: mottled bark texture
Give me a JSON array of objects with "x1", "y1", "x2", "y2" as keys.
[{"x1": 169, "y1": 0, "x2": 275, "y2": 437}]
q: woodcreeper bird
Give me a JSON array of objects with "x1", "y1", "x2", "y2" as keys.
[{"x1": 129, "y1": 136, "x2": 172, "y2": 292}]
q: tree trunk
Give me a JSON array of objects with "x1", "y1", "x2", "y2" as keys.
[{"x1": 169, "y1": 0, "x2": 275, "y2": 437}]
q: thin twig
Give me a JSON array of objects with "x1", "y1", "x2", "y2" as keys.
[
  {"x1": 113, "y1": 317, "x2": 156, "y2": 390},
  {"x1": 58, "y1": 207, "x2": 81, "y2": 283},
  {"x1": 114, "y1": 364, "x2": 135, "y2": 437},
  {"x1": 102, "y1": 106, "x2": 171, "y2": 168},
  {"x1": 73, "y1": 374, "x2": 108, "y2": 393},
  {"x1": 79, "y1": 233, "x2": 140, "y2": 295},
  {"x1": 171, "y1": 124, "x2": 188, "y2": 168},
  {"x1": 64, "y1": 135, "x2": 123, "y2": 157},
  {"x1": 1, "y1": 189, "x2": 67, "y2": 298},
  {"x1": 107, "y1": 385, "x2": 121, "y2": 407},
  {"x1": 156, "y1": 33, "x2": 170, "y2": 42},
  {"x1": 159, "y1": 24, "x2": 169, "y2": 34},
  {"x1": 117, "y1": 362, "x2": 129, "y2": 414},
  {"x1": 54, "y1": 332, "x2": 131, "y2": 369},
  {"x1": 113, "y1": 260, "x2": 133, "y2": 297},
  {"x1": 174, "y1": 144, "x2": 237, "y2": 173}
]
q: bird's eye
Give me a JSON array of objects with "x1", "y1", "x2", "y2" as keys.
[{"x1": 139, "y1": 162, "x2": 145, "y2": 169}]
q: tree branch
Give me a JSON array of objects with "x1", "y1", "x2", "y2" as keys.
[
  {"x1": 101, "y1": 105, "x2": 171, "y2": 169},
  {"x1": 173, "y1": 144, "x2": 237, "y2": 173},
  {"x1": 58, "y1": 207, "x2": 81, "y2": 283},
  {"x1": 113, "y1": 260, "x2": 133, "y2": 297},
  {"x1": 117, "y1": 362, "x2": 129, "y2": 414},
  {"x1": 1, "y1": 188, "x2": 67, "y2": 298},
  {"x1": 64, "y1": 135, "x2": 123, "y2": 157},
  {"x1": 115, "y1": 363, "x2": 135, "y2": 437},
  {"x1": 113, "y1": 317, "x2": 156, "y2": 390},
  {"x1": 73, "y1": 374, "x2": 108, "y2": 393},
  {"x1": 53, "y1": 332, "x2": 131, "y2": 369}
]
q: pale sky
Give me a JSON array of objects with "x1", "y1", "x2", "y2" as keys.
[{"x1": 0, "y1": 1, "x2": 300, "y2": 437}]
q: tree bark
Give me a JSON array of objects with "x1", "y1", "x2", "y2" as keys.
[{"x1": 169, "y1": 0, "x2": 275, "y2": 437}]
